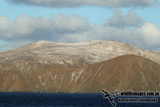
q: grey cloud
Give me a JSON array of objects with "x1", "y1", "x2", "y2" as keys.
[
  {"x1": 133, "y1": 23, "x2": 160, "y2": 49},
  {"x1": 59, "y1": 23, "x2": 160, "y2": 50},
  {"x1": 0, "y1": 15, "x2": 92, "y2": 41},
  {"x1": 6, "y1": 0, "x2": 158, "y2": 8},
  {"x1": 105, "y1": 10, "x2": 143, "y2": 28}
]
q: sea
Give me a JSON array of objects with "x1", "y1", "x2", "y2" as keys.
[{"x1": 0, "y1": 92, "x2": 159, "y2": 107}]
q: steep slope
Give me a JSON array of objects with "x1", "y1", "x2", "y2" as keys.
[
  {"x1": 0, "y1": 55, "x2": 160, "y2": 93},
  {"x1": 0, "y1": 40, "x2": 160, "y2": 67}
]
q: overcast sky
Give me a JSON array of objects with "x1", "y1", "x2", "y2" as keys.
[{"x1": 0, "y1": 0, "x2": 160, "y2": 52}]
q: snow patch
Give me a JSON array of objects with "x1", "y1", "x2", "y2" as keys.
[
  {"x1": 106, "y1": 46, "x2": 113, "y2": 50},
  {"x1": 92, "y1": 64, "x2": 103, "y2": 80},
  {"x1": 70, "y1": 69, "x2": 84, "y2": 82},
  {"x1": 13, "y1": 75, "x2": 16, "y2": 81},
  {"x1": 51, "y1": 75, "x2": 57, "y2": 86},
  {"x1": 27, "y1": 65, "x2": 31, "y2": 71},
  {"x1": 38, "y1": 76, "x2": 45, "y2": 87}
]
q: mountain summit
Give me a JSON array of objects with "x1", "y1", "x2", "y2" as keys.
[{"x1": 0, "y1": 40, "x2": 160, "y2": 67}]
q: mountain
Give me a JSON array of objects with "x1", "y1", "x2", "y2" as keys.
[
  {"x1": 0, "y1": 54, "x2": 160, "y2": 93},
  {"x1": 0, "y1": 40, "x2": 160, "y2": 67},
  {"x1": 0, "y1": 40, "x2": 160, "y2": 93}
]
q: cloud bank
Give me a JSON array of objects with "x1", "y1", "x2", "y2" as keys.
[
  {"x1": 0, "y1": 15, "x2": 92, "y2": 40},
  {"x1": 6, "y1": 0, "x2": 158, "y2": 8},
  {"x1": 0, "y1": 11, "x2": 160, "y2": 51}
]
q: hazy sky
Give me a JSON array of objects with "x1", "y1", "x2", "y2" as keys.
[{"x1": 0, "y1": 0, "x2": 160, "y2": 52}]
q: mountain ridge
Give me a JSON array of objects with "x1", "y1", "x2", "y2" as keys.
[{"x1": 0, "y1": 40, "x2": 160, "y2": 67}]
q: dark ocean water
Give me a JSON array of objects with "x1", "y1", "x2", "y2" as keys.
[{"x1": 0, "y1": 92, "x2": 159, "y2": 107}]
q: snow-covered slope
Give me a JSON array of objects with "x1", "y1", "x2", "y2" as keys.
[{"x1": 0, "y1": 40, "x2": 160, "y2": 66}]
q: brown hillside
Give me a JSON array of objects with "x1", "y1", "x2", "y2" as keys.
[
  {"x1": 0, "y1": 54, "x2": 160, "y2": 93},
  {"x1": 79, "y1": 54, "x2": 160, "y2": 93}
]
